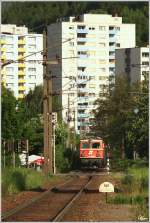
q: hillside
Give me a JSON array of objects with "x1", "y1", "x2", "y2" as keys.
[{"x1": 2, "y1": 2, "x2": 148, "y2": 46}]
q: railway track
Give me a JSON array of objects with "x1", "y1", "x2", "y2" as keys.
[{"x1": 2, "y1": 175, "x2": 94, "y2": 222}]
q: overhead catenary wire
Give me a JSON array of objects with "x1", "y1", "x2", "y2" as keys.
[{"x1": 1, "y1": 37, "x2": 75, "y2": 67}]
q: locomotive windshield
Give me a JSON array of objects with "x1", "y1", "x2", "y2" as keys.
[
  {"x1": 81, "y1": 142, "x2": 90, "y2": 149},
  {"x1": 92, "y1": 143, "x2": 100, "y2": 148}
]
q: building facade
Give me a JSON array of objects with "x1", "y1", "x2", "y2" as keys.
[
  {"x1": 47, "y1": 14, "x2": 136, "y2": 134},
  {"x1": 115, "y1": 47, "x2": 149, "y2": 84},
  {"x1": 1, "y1": 24, "x2": 43, "y2": 99}
]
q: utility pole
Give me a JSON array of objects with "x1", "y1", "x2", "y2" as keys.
[
  {"x1": 67, "y1": 93, "x2": 70, "y2": 148},
  {"x1": 12, "y1": 138, "x2": 15, "y2": 168},
  {"x1": 43, "y1": 28, "x2": 53, "y2": 174}
]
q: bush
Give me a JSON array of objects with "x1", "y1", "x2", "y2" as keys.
[
  {"x1": 121, "y1": 174, "x2": 133, "y2": 187},
  {"x1": 2, "y1": 167, "x2": 47, "y2": 196},
  {"x1": 109, "y1": 194, "x2": 146, "y2": 205}
]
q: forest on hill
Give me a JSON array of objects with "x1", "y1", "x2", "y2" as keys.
[{"x1": 2, "y1": 1, "x2": 148, "y2": 47}]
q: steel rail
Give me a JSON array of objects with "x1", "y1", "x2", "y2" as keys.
[
  {"x1": 1, "y1": 175, "x2": 76, "y2": 221},
  {"x1": 52, "y1": 176, "x2": 93, "y2": 222}
]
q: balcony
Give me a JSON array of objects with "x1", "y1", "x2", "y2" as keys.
[
  {"x1": 18, "y1": 86, "x2": 26, "y2": 91},
  {"x1": 18, "y1": 63, "x2": 25, "y2": 68},
  {"x1": 77, "y1": 29, "x2": 88, "y2": 34},
  {"x1": 78, "y1": 88, "x2": 89, "y2": 93},
  {"x1": 18, "y1": 94, "x2": 24, "y2": 99},
  {"x1": 18, "y1": 70, "x2": 25, "y2": 76},
  {"x1": 18, "y1": 78, "x2": 25, "y2": 83},
  {"x1": 78, "y1": 113, "x2": 89, "y2": 118},
  {"x1": 18, "y1": 55, "x2": 25, "y2": 60},
  {"x1": 18, "y1": 48, "x2": 25, "y2": 53},
  {"x1": 77, "y1": 38, "x2": 87, "y2": 42},
  {"x1": 18, "y1": 39, "x2": 26, "y2": 45},
  {"x1": 109, "y1": 54, "x2": 115, "y2": 60},
  {"x1": 109, "y1": 29, "x2": 116, "y2": 35},
  {"x1": 0, "y1": 39, "x2": 6, "y2": 45},
  {"x1": 1, "y1": 54, "x2": 6, "y2": 61},
  {"x1": 1, "y1": 47, "x2": 6, "y2": 52}
]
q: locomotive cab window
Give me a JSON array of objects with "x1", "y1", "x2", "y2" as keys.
[
  {"x1": 81, "y1": 142, "x2": 90, "y2": 149},
  {"x1": 92, "y1": 143, "x2": 100, "y2": 148}
]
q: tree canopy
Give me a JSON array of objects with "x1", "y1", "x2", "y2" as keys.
[
  {"x1": 2, "y1": 2, "x2": 148, "y2": 46},
  {"x1": 94, "y1": 76, "x2": 148, "y2": 159}
]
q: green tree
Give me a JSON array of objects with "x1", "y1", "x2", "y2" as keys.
[
  {"x1": 2, "y1": 86, "x2": 18, "y2": 139},
  {"x1": 94, "y1": 76, "x2": 148, "y2": 159}
]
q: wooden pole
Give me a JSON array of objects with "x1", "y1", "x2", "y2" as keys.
[{"x1": 43, "y1": 28, "x2": 53, "y2": 174}]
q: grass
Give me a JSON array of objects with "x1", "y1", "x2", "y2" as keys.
[
  {"x1": 111, "y1": 165, "x2": 149, "y2": 220},
  {"x1": 2, "y1": 167, "x2": 48, "y2": 196}
]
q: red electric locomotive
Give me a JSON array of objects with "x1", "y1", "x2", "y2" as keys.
[{"x1": 80, "y1": 138, "x2": 105, "y2": 168}]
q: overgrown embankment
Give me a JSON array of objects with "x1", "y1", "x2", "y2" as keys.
[
  {"x1": 109, "y1": 160, "x2": 149, "y2": 221},
  {"x1": 2, "y1": 167, "x2": 59, "y2": 196}
]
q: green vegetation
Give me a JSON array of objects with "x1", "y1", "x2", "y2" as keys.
[
  {"x1": 2, "y1": 167, "x2": 46, "y2": 196},
  {"x1": 2, "y1": 85, "x2": 79, "y2": 172},
  {"x1": 94, "y1": 75, "x2": 148, "y2": 160},
  {"x1": 110, "y1": 165, "x2": 148, "y2": 220},
  {"x1": 2, "y1": 2, "x2": 148, "y2": 47}
]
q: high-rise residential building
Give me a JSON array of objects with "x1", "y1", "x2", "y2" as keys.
[
  {"x1": 47, "y1": 14, "x2": 136, "y2": 134},
  {"x1": 115, "y1": 47, "x2": 149, "y2": 84},
  {"x1": 1, "y1": 24, "x2": 43, "y2": 99}
]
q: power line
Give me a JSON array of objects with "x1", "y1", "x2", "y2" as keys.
[{"x1": 1, "y1": 38, "x2": 74, "y2": 67}]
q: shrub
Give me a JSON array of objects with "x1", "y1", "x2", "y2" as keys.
[
  {"x1": 121, "y1": 174, "x2": 133, "y2": 186},
  {"x1": 2, "y1": 167, "x2": 48, "y2": 195}
]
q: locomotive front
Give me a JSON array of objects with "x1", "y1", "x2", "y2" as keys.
[{"x1": 80, "y1": 138, "x2": 105, "y2": 168}]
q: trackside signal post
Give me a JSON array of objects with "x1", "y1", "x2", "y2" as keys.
[{"x1": 43, "y1": 29, "x2": 53, "y2": 174}]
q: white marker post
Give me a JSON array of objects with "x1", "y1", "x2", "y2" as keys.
[
  {"x1": 106, "y1": 158, "x2": 110, "y2": 174},
  {"x1": 99, "y1": 182, "x2": 114, "y2": 203}
]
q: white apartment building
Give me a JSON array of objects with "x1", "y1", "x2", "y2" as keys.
[
  {"x1": 47, "y1": 14, "x2": 135, "y2": 134},
  {"x1": 115, "y1": 47, "x2": 149, "y2": 84},
  {"x1": 1, "y1": 24, "x2": 43, "y2": 99}
]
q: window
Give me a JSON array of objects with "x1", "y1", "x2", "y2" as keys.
[
  {"x1": 6, "y1": 44, "x2": 13, "y2": 50},
  {"x1": 89, "y1": 27, "x2": 95, "y2": 30},
  {"x1": 142, "y1": 52, "x2": 149, "y2": 57},
  {"x1": 6, "y1": 67, "x2": 14, "y2": 72},
  {"x1": 28, "y1": 37, "x2": 36, "y2": 44},
  {"x1": 142, "y1": 61, "x2": 149, "y2": 66},
  {"x1": 109, "y1": 42, "x2": 115, "y2": 46},
  {"x1": 99, "y1": 68, "x2": 106, "y2": 72},
  {"x1": 99, "y1": 76, "x2": 108, "y2": 80},
  {"x1": 78, "y1": 25, "x2": 85, "y2": 29},
  {"x1": 77, "y1": 41, "x2": 85, "y2": 45},
  {"x1": 89, "y1": 93, "x2": 95, "y2": 97},
  {"x1": 78, "y1": 67, "x2": 86, "y2": 71},
  {"x1": 28, "y1": 68, "x2": 36, "y2": 72},
  {"x1": 69, "y1": 42, "x2": 74, "y2": 46},
  {"x1": 89, "y1": 76, "x2": 95, "y2": 80},
  {"x1": 99, "y1": 43, "x2": 106, "y2": 47},
  {"x1": 29, "y1": 83, "x2": 36, "y2": 89},
  {"x1": 99, "y1": 26, "x2": 105, "y2": 31},
  {"x1": 77, "y1": 33, "x2": 86, "y2": 38},
  {"x1": 19, "y1": 90, "x2": 25, "y2": 94},
  {"x1": 6, "y1": 52, "x2": 14, "y2": 58},
  {"x1": 78, "y1": 51, "x2": 87, "y2": 55},
  {"x1": 81, "y1": 142, "x2": 90, "y2": 149},
  {"x1": 89, "y1": 84, "x2": 95, "y2": 88},
  {"x1": 28, "y1": 44, "x2": 36, "y2": 50},
  {"x1": 69, "y1": 26, "x2": 74, "y2": 29},
  {"x1": 109, "y1": 26, "x2": 114, "y2": 30},
  {"x1": 18, "y1": 83, "x2": 24, "y2": 86},
  {"x1": 29, "y1": 75, "x2": 36, "y2": 79},
  {"x1": 116, "y1": 43, "x2": 120, "y2": 47},
  {"x1": 29, "y1": 60, "x2": 36, "y2": 64},
  {"x1": 6, "y1": 83, "x2": 14, "y2": 87},
  {"x1": 6, "y1": 75, "x2": 14, "y2": 79}
]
